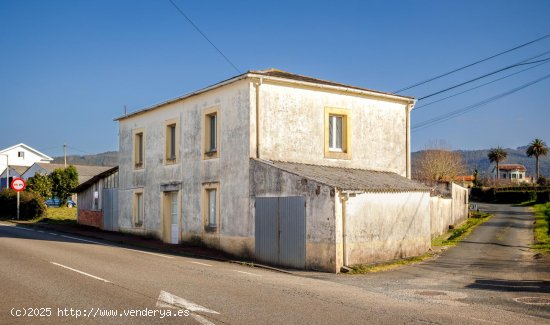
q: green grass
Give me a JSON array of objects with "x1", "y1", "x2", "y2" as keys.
[
  {"x1": 514, "y1": 200, "x2": 537, "y2": 207},
  {"x1": 432, "y1": 211, "x2": 492, "y2": 247},
  {"x1": 347, "y1": 252, "x2": 435, "y2": 274},
  {"x1": 31, "y1": 207, "x2": 77, "y2": 224},
  {"x1": 532, "y1": 203, "x2": 550, "y2": 253}
]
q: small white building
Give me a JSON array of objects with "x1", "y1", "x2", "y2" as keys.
[
  {"x1": 0, "y1": 143, "x2": 53, "y2": 188},
  {"x1": 497, "y1": 164, "x2": 527, "y2": 183},
  {"x1": 115, "y1": 69, "x2": 434, "y2": 272}
]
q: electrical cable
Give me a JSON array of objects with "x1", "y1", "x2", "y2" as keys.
[{"x1": 393, "y1": 33, "x2": 550, "y2": 93}]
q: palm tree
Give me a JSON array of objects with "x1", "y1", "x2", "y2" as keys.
[
  {"x1": 526, "y1": 138, "x2": 548, "y2": 182},
  {"x1": 488, "y1": 147, "x2": 507, "y2": 180}
]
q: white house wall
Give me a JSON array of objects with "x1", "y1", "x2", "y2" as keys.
[
  {"x1": 343, "y1": 191, "x2": 431, "y2": 265},
  {"x1": 118, "y1": 79, "x2": 252, "y2": 255},
  {"x1": 255, "y1": 81, "x2": 409, "y2": 176},
  {"x1": 0, "y1": 145, "x2": 50, "y2": 171}
]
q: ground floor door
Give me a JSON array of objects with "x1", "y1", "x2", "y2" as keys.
[
  {"x1": 255, "y1": 196, "x2": 306, "y2": 269},
  {"x1": 162, "y1": 191, "x2": 179, "y2": 244}
]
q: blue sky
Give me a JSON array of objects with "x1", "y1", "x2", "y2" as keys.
[{"x1": 1, "y1": 0, "x2": 549, "y2": 157}]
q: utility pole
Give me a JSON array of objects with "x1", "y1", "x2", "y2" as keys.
[{"x1": 64, "y1": 144, "x2": 67, "y2": 168}]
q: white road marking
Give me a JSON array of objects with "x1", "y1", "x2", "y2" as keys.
[
  {"x1": 189, "y1": 261, "x2": 212, "y2": 267},
  {"x1": 37, "y1": 230, "x2": 45, "y2": 233},
  {"x1": 122, "y1": 247, "x2": 174, "y2": 259},
  {"x1": 48, "y1": 232, "x2": 58, "y2": 236},
  {"x1": 14, "y1": 227, "x2": 35, "y2": 232},
  {"x1": 236, "y1": 270, "x2": 260, "y2": 276},
  {"x1": 50, "y1": 262, "x2": 111, "y2": 283},
  {"x1": 61, "y1": 235, "x2": 107, "y2": 245},
  {"x1": 156, "y1": 290, "x2": 219, "y2": 314}
]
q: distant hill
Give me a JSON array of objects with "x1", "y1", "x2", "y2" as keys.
[
  {"x1": 412, "y1": 146, "x2": 550, "y2": 179},
  {"x1": 52, "y1": 151, "x2": 118, "y2": 167}
]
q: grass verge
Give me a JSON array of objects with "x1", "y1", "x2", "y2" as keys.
[
  {"x1": 31, "y1": 207, "x2": 77, "y2": 225},
  {"x1": 532, "y1": 203, "x2": 550, "y2": 253},
  {"x1": 347, "y1": 252, "x2": 435, "y2": 275},
  {"x1": 432, "y1": 211, "x2": 492, "y2": 247}
]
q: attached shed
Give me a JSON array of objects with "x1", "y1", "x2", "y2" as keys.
[
  {"x1": 74, "y1": 166, "x2": 119, "y2": 230},
  {"x1": 251, "y1": 159, "x2": 431, "y2": 272}
]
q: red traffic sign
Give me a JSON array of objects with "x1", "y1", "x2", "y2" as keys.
[{"x1": 11, "y1": 178, "x2": 26, "y2": 192}]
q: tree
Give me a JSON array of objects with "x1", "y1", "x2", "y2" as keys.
[
  {"x1": 526, "y1": 138, "x2": 548, "y2": 183},
  {"x1": 413, "y1": 149, "x2": 465, "y2": 183},
  {"x1": 26, "y1": 173, "x2": 52, "y2": 200},
  {"x1": 49, "y1": 165, "x2": 79, "y2": 205},
  {"x1": 488, "y1": 147, "x2": 507, "y2": 180}
]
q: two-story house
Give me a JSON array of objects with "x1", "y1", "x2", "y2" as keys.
[
  {"x1": 0, "y1": 143, "x2": 53, "y2": 188},
  {"x1": 115, "y1": 69, "x2": 431, "y2": 272}
]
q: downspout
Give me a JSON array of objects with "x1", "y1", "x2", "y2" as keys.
[
  {"x1": 406, "y1": 100, "x2": 416, "y2": 179},
  {"x1": 254, "y1": 78, "x2": 263, "y2": 159},
  {"x1": 340, "y1": 192, "x2": 349, "y2": 270}
]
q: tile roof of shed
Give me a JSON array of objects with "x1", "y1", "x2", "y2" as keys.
[
  {"x1": 254, "y1": 159, "x2": 430, "y2": 193},
  {"x1": 36, "y1": 163, "x2": 114, "y2": 185}
]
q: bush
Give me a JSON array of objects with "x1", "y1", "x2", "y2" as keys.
[
  {"x1": 0, "y1": 189, "x2": 47, "y2": 220},
  {"x1": 537, "y1": 191, "x2": 550, "y2": 204},
  {"x1": 470, "y1": 187, "x2": 496, "y2": 202},
  {"x1": 495, "y1": 191, "x2": 536, "y2": 204},
  {"x1": 538, "y1": 177, "x2": 548, "y2": 186}
]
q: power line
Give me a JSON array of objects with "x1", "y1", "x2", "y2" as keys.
[
  {"x1": 412, "y1": 73, "x2": 550, "y2": 131},
  {"x1": 393, "y1": 33, "x2": 550, "y2": 93},
  {"x1": 417, "y1": 52, "x2": 550, "y2": 101},
  {"x1": 413, "y1": 59, "x2": 550, "y2": 111},
  {"x1": 167, "y1": 0, "x2": 241, "y2": 74}
]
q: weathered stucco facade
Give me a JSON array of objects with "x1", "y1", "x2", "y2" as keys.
[{"x1": 115, "y1": 69, "x2": 433, "y2": 272}]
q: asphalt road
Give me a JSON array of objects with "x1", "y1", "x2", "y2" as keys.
[{"x1": 0, "y1": 203, "x2": 548, "y2": 324}]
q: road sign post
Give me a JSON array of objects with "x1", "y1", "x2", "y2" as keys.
[{"x1": 11, "y1": 178, "x2": 26, "y2": 220}]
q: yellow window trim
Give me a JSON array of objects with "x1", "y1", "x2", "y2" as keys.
[
  {"x1": 324, "y1": 107, "x2": 351, "y2": 160},
  {"x1": 133, "y1": 128, "x2": 145, "y2": 170},
  {"x1": 133, "y1": 189, "x2": 144, "y2": 228},
  {"x1": 202, "y1": 106, "x2": 220, "y2": 160},
  {"x1": 202, "y1": 182, "x2": 220, "y2": 233},
  {"x1": 164, "y1": 118, "x2": 180, "y2": 165}
]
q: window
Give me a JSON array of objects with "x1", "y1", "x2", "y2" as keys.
[
  {"x1": 202, "y1": 183, "x2": 220, "y2": 231},
  {"x1": 519, "y1": 174, "x2": 523, "y2": 179},
  {"x1": 17, "y1": 151, "x2": 24, "y2": 158},
  {"x1": 134, "y1": 190, "x2": 144, "y2": 227},
  {"x1": 203, "y1": 107, "x2": 220, "y2": 159},
  {"x1": 165, "y1": 119, "x2": 179, "y2": 164},
  {"x1": 324, "y1": 107, "x2": 351, "y2": 159},
  {"x1": 134, "y1": 129, "x2": 144, "y2": 169},
  {"x1": 502, "y1": 173, "x2": 507, "y2": 179}
]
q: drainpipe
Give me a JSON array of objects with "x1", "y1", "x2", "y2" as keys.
[
  {"x1": 254, "y1": 78, "x2": 263, "y2": 159},
  {"x1": 405, "y1": 100, "x2": 416, "y2": 179},
  {"x1": 340, "y1": 192, "x2": 349, "y2": 269}
]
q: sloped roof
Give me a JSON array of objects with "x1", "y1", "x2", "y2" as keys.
[
  {"x1": 35, "y1": 163, "x2": 114, "y2": 185},
  {"x1": 0, "y1": 165, "x2": 29, "y2": 176},
  {"x1": 254, "y1": 159, "x2": 430, "y2": 193},
  {"x1": 115, "y1": 68, "x2": 414, "y2": 121},
  {"x1": 454, "y1": 175, "x2": 475, "y2": 182},
  {"x1": 0, "y1": 143, "x2": 53, "y2": 161},
  {"x1": 74, "y1": 166, "x2": 118, "y2": 193},
  {"x1": 498, "y1": 164, "x2": 527, "y2": 171}
]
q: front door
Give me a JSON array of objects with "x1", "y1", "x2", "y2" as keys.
[{"x1": 163, "y1": 191, "x2": 179, "y2": 244}]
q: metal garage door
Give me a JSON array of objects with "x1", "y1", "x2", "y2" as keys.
[
  {"x1": 255, "y1": 196, "x2": 306, "y2": 269},
  {"x1": 102, "y1": 188, "x2": 119, "y2": 231}
]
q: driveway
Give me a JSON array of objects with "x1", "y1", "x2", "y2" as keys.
[{"x1": 306, "y1": 203, "x2": 550, "y2": 321}]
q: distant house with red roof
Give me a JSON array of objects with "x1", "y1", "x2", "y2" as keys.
[
  {"x1": 495, "y1": 164, "x2": 528, "y2": 183},
  {"x1": 454, "y1": 175, "x2": 475, "y2": 188}
]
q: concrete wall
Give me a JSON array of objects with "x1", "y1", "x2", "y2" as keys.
[
  {"x1": 251, "y1": 160, "x2": 337, "y2": 272},
  {"x1": 343, "y1": 191, "x2": 431, "y2": 266},
  {"x1": 255, "y1": 81, "x2": 410, "y2": 176},
  {"x1": 429, "y1": 183, "x2": 469, "y2": 238},
  {"x1": 118, "y1": 79, "x2": 252, "y2": 255}
]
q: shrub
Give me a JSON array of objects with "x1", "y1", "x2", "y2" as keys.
[
  {"x1": 495, "y1": 191, "x2": 536, "y2": 204},
  {"x1": 538, "y1": 177, "x2": 548, "y2": 186},
  {"x1": 537, "y1": 191, "x2": 550, "y2": 204},
  {"x1": 0, "y1": 189, "x2": 47, "y2": 220}
]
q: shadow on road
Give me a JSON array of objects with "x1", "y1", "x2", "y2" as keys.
[
  {"x1": 466, "y1": 278, "x2": 550, "y2": 293},
  {"x1": 460, "y1": 240, "x2": 531, "y2": 249}
]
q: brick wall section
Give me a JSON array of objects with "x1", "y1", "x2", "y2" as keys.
[{"x1": 78, "y1": 209, "x2": 102, "y2": 228}]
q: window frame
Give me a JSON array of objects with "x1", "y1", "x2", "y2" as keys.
[
  {"x1": 18, "y1": 151, "x2": 24, "y2": 158},
  {"x1": 202, "y1": 106, "x2": 220, "y2": 159},
  {"x1": 133, "y1": 128, "x2": 145, "y2": 170},
  {"x1": 324, "y1": 107, "x2": 351, "y2": 160},
  {"x1": 202, "y1": 182, "x2": 220, "y2": 232},
  {"x1": 164, "y1": 118, "x2": 179, "y2": 165},
  {"x1": 133, "y1": 189, "x2": 144, "y2": 227}
]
